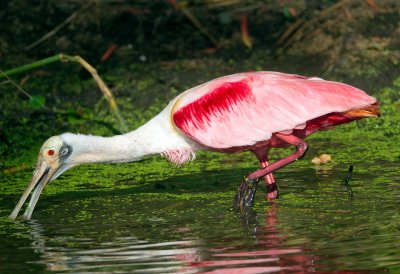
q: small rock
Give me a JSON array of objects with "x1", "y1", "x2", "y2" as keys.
[{"x1": 311, "y1": 154, "x2": 332, "y2": 165}]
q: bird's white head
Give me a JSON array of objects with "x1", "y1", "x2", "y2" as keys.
[{"x1": 9, "y1": 135, "x2": 74, "y2": 220}]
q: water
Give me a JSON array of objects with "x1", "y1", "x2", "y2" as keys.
[{"x1": 1, "y1": 138, "x2": 400, "y2": 273}]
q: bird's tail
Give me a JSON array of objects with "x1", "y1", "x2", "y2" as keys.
[{"x1": 344, "y1": 102, "x2": 380, "y2": 118}]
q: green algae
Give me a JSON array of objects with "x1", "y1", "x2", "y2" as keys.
[
  {"x1": 1, "y1": 65, "x2": 400, "y2": 272},
  {"x1": 2, "y1": 76, "x2": 400, "y2": 210},
  {"x1": 1, "y1": 3, "x2": 399, "y2": 271},
  {"x1": 1, "y1": 77, "x2": 399, "y2": 226}
]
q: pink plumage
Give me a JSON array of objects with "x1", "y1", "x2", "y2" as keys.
[
  {"x1": 171, "y1": 71, "x2": 379, "y2": 202},
  {"x1": 172, "y1": 72, "x2": 377, "y2": 152}
]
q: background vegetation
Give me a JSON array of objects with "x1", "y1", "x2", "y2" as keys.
[
  {"x1": 1, "y1": 1, "x2": 400, "y2": 272},
  {"x1": 1, "y1": 0, "x2": 399, "y2": 170}
]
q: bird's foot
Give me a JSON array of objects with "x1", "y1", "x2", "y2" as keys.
[
  {"x1": 265, "y1": 183, "x2": 279, "y2": 201},
  {"x1": 234, "y1": 177, "x2": 259, "y2": 210}
]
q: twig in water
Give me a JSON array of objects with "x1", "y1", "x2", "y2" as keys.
[{"x1": 344, "y1": 165, "x2": 354, "y2": 198}]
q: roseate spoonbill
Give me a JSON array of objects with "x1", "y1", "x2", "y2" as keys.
[{"x1": 10, "y1": 72, "x2": 379, "y2": 220}]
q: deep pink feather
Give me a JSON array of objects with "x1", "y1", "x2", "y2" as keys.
[
  {"x1": 173, "y1": 79, "x2": 254, "y2": 131},
  {"x1": 172, "y1": 72, "x2": 377, "y2": 151}
]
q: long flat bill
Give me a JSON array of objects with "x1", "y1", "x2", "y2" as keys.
[{"x1": 9, "y1": 157, "x2": 53, "y2": 220}]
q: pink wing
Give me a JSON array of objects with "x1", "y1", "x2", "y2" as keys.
[{"x1": 172, "y1": 72, "x2": 377, "y2": 149}]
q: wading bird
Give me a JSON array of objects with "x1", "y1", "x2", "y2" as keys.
[{"x1": 10, "y1": 72, "x2": 379, "y2": 220}]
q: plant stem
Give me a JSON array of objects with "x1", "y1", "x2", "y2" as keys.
[
  {"x1": 1, "y1": 54, "x2": 128, "y2": 133},
  {"x1": 0, "y1": 55, "x2": 62, "y2": 79},
  {"x1": 60, "y1": 54, "x2": 128, "y2": 133}
]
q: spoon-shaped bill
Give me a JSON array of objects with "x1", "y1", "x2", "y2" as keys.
[{"x1": 9, "y1": 157, "x2": 55, "y2": 220}]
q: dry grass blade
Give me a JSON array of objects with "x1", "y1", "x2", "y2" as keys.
[
  {"x1": 1, "y1": 54, "x2": 127, "y2": 132},
  {"x1": 25, "y1": 2, "x2": 94, "y2": 51},
  {"x1": 169, "y1": 0, "x2": 218, "y2": 45},
  {"x1": 277, "y1": 0, "x2": 354, "y2": 51},
  {"x1": 60, "y1": 54, "x2": 128, "y2": 133},
  {"x1": 0, "y1": 69, "x2": 33, "y2": 100}
]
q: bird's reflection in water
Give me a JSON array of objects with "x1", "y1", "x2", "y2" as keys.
[
  {"x1": 26, "y1": 206, "x2": 383, "y2": 273},
  {"x1": 27, "y1": 220, "x2": 200, "y2": 272},
  {"x1": 180, "y1": 205, "x2": 383, "y2": 274},
  {"x1": 179, "y1": 205, "x2": 310, "y2": 274}
]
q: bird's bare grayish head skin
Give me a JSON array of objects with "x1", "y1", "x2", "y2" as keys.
[{"x1": 9, "y1": 136, "x2": 73, "y2": 220}]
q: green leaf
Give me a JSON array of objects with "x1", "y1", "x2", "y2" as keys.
[{"x1": 29, "y1": 95, "x2": 45, "y2": 109}]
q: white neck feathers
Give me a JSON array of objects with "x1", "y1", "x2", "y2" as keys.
[{"x1": 60, "y1": 108, "x2": 198, "y2": 166}]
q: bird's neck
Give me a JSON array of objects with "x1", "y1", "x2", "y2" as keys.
[
  {"x1": 62, "y1": 111, "x2": 197, "y2": 165},
  {"x1": 64, "y1": 133, "x2": 146, "y2": 165}
]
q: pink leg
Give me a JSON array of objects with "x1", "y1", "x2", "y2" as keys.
[
  {"x1": 248, "y1": 133, "x2": 308, "y2": 197},
  {"x1": 235, "y1": 133, "x2": 307, "y2": 209},
  {"x1": 254, "y1": 149, "x2": 278, "y2": 200}
]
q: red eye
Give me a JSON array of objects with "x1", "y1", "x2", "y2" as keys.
[{"x1": 48, "y1": 150, "x2": 55, "y2": 156}]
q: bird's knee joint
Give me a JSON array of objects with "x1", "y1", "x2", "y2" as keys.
[{"x1": 296, "y1": 142, "x2": 308, "y2": 155}]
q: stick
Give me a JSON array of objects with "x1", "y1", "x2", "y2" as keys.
[
  {"x1": 169, "y1": 0, "x2": 218, "y2": 45},
  {"x1": 344, "y1": 165, "x2": 354, "y2": 198},
  {"x1": 25, "y1": 2, "x2": 94, "y2": 51},
  {"x1": 0, "y1": 69, "x2": 33, "y2": 99},
  {"x1": 1, "y1": 54, "x2": 128, "y2": 132},
  {"x1": 278, "y1": 0, "x2": 352, "y2": 51},
  {"x1": 60, "y1": 54, "x2": 128, "y2": 132},
  {"x1": 0, "y1": 55, "x2": 61, "y2": 79}
]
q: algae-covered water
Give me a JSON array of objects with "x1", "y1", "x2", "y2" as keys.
[
  {"x1": 2, "y1": 118, "x2": 400, "y2": 273},
  {"x1": 1, "y1": 79, "x2": 400, "y2": 273},
  {"x1": 1, "y1": 1, "x2": 399, "y2": 272}
]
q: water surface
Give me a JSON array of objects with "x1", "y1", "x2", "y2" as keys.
[{"x1": 1, "y1": 135, "x2": 400, "y2": 273}]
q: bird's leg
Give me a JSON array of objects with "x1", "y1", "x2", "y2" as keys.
[
  {"x1": 247, "y1": 133, "x2": 308, "y2": 199},
  {"x1": 234, "y1": 149, "x2": 274, "y2": 209},
  {"x1": 235, "y1": 134, "x2": 307, "y2": 208},
  {"x1": 257, "y1": 153, "x2": 278, "y2": 201}
]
